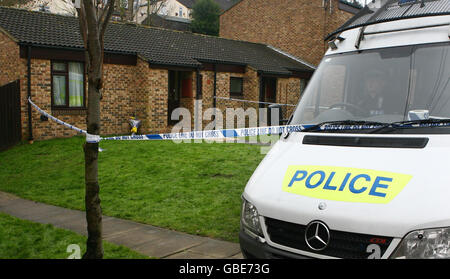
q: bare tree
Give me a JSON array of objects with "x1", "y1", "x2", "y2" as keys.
[
  {"x1": 114, "y1": 0, "x2": 133, "y2": 22},
  {"x1": 126, "y1": 0, "x2": 134, "y2": 21},
  {"x1": 112, "y1": 0, "x2": 167, "y2": 24},
  {"x1": 145, "y1": 0, "x2": 167, "y2": 25},
  {"x1": 76, "y1": 0, "x2": 115, "y2": 259}
]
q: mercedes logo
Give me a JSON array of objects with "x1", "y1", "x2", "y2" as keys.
[{"x1": 305, "y1": 221, "x2": 330, "y2": 251}]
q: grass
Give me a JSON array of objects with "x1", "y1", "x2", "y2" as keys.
[
  {"x1": 0, "y1": 136, "x2": 267, "y2": 242},
  {"x1": 0, "y1": 213, "x2": 148, "y2": 259}
]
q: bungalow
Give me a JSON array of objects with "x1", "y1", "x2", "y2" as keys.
[{"x1": 0, "y1": 7, "x2": 314, "y2": 144}]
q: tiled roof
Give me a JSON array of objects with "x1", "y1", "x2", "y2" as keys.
[
  {"x1": 141, "y1": 14, "x2": 191, "y2": 32},
  {"x1": 0, "y1": 7, "x2": 314, "y2": 75},
  {"x1": 177, "y1": 0, "x2": 196, "y2": 9}
]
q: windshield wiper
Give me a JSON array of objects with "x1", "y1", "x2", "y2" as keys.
[
  {"x1": 370, "y1": 118, "x2": 450, "y2": 134},
  {"x1": 301, "y1": 120, "x2": 389, "y2": 132}
]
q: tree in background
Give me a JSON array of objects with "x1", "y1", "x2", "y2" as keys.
[
  {"x1": 144, "y1": 0, "x2": 168, "y2": 26},
  {"x1": 76, "y1": 0, "x2": 115, "y2": 259},
  {"x1": 191, "y1": 0, "x2": 221, "y2": 36}
]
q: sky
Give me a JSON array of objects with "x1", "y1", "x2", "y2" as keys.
[{"x1": 355, "y1": 0, "x2": 368, "y2": 6}]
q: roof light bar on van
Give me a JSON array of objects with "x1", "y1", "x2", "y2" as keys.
[
  {"x1": 398, "y1": 0, "x2": 416, "y2": 5},
  {"x1": 355, "y1": 0, "x2": 392, "y2": 49},
  {"x1": 325, "y1": 0, "x2": 450, "y2": 42},
  {"x1": 362, "y1": 22, "x2": 450, "y2": 36}
]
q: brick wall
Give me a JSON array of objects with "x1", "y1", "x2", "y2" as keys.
[
  {"x1": 147, "y1": 67, "x2": 169, "y2": 133},
  {"x1": 219, "y1": 0, "x2": 354, "y2": 66},
  {"x1": 24, "y1": 60, "x2": 140, "y2": 140},
  {"x1": 277, "y1": 77, "x2": 302, "y2": 120},
  {"x1": 200, "y1": 66, "x2": 302, "y2": 129},
  {"x1": 9, "y1": 53, "x2": 172, "y2": 141},
  {"x1": 0, "y1": 31, "x2": 22, "y2": 87}
]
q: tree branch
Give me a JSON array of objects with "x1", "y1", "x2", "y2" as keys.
[
  {"x1": 76, "y1": 1, "x2": 88, "y2": 49},
  {"x1": 99, "y1": 0, "x2": 115, "y2": 40}
]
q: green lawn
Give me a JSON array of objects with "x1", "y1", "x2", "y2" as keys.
[
  {"x1": 0, "y1": 213, "x2": 148, "y2": 259},
  {"x1": 0, "y1": 136, "x2": 266, "y2": 242}
]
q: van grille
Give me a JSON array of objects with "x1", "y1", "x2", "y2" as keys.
[{"x1": 265, "y1": 217, "x2": 393, "y2": 259}]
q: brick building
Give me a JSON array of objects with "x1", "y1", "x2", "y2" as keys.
[
  {"x1": 0, "y1": 7, "x2": 314, "y2": 143},
  {"x1": 219, "y1": 0, "x2": 360, "y2": 66}
]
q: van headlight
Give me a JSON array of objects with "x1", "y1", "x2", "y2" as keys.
[
  {"x1": 241, "y1": 198, "x2": 263, "y2": 237},
  {"x1": 391, "y1": 228, "x2": 450, "y2": 259}
]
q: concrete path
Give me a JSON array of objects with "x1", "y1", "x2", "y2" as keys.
[{"x1": 0, "y1": 191, "x2": 243, "y2": 259}]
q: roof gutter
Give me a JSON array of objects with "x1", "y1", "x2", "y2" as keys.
[
  {"x1": 195, "y1": 58, "x2": 247, "y2": 67},
  {"x1": 266, "y1": 45, "x2": 317, "y2": 70},
  {"x1": 17, "y1": 42, "x2": 137, "y2": 56},
  {"x1": 213, "y1": 64, "x2": 217, "y2": 109}
]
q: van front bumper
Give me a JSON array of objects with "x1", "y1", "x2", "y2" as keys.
[{"x1": 239, "y1": 229, "x2": 312, "y2": 259}]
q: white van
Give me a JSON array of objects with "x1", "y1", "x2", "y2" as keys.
[{"x1": 239, "y1": 0, "x2": 450, "y2": 259}]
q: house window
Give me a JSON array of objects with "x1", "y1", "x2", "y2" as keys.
[
  {"x1": 230, "y1": 77, "x2": 244, "y2": 96},
  {"x1": 51, "y1": 61, "x2": 85, "y2": 108},
  {"x1": 179, "y1": 7, "x2": 183, "y2": 17}
]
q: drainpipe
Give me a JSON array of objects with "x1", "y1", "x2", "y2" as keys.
[
  {"x1": 213, "y1": 64, "x2": 217, "y2": 128},
  {"x1": 194, "y1": 68, "x2": 201, "y2": 131},
  {"x1": 213, "y1": 64, "x2": 217, "y2": 109},
  {"x1": 27, "y1": 45, "x2": 33, "y2": 143}
]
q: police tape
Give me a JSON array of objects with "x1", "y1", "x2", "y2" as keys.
[
  {"x1": 28, "y1": 97, "x2": 307, "y2": 142},
  {"x1": 101, "y1": 125, "x2": 306, "y2": 141},
  {"x1": 28, "y1": 97, "x2": 450, "y2": 143},
  {"x1": 28, "y1": 97, "x2": 88, "y2": 135}
]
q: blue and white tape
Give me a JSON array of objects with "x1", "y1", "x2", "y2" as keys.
[
  {"x1": 28, "y1": 97, "x2": 102, "y2": 143},
  {"x1": 28, "y1": 98, "x2": 450, "y2": 143},
  {"x1": 28, "y1": 97, "x2": 308, "y2": 142},
  {"x1": 101, "y1": 125, "x2": 306, "y2": 141},
  {"x1": 28, "y1": 97, "x2": 87, "y2": 135}
]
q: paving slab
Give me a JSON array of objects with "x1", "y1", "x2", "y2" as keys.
[
  {"x1": 165, "y1": 250, "x2": 218, "y2": 259},
  {"x1": 0, "y1": 191, "x2": 19, "y2": 204},
  {"x1": 0, "y1": 199, "x2": 63, "y2": 221},
  {"x1": 104, "y1": 226, "x2": 170, "y2": 249},
  {"x1": 102, "y1": 217, "x2": 146, "y2": 238},
  {"x1": 133, "y1": 232, "x2": 206, "y2": 258},
  {"x1": 55, "y1": 215, "x2": 88, "y2": 236},
  {"x1": 229, "y1": 252, "x2": 244, "y2": 259},
  {"x1": 188, "y1": 238, "x2": 241, "y2": 258}
]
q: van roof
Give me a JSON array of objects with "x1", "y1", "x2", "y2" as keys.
[{"x1": 326, "y1": 0, "x2": 450, "y2": 41}]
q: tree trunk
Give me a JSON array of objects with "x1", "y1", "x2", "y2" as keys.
[
  {"x1": 83, "y1": 70, "x2": 103, "y2": 259},
  {"x1": 83, "y1": 143, "x2": 103, "y2": 259},
  {"x1": 82, "y1": 38, "x2": 103, "y2": 259},
  {"x1": 127, "y1": 0, "x2": 134, "y2": 21},
  {"x1": 77, "y1": 0, "x2": 115, "y2": 259}
]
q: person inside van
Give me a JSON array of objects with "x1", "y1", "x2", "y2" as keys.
[{"x1": 358, "y1": 69, "x2": 387, "y2": 116}]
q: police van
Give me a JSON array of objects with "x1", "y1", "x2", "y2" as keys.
[{"x1": 239, "y1": 0, "x2": 450, "y2": 259}]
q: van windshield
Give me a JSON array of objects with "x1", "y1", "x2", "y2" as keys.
[{"x1": 291, "y1": 43, "x2": 450, "y2": 132}]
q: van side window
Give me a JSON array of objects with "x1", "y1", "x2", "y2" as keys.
[{"x1": 409, "y1": 44, "x2": 450, "y2": 117}]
